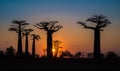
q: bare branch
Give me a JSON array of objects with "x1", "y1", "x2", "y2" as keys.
[
  {"x1": 36, "y1": 23, "x2": 43, "y2": 28},
  {"x1": 31, "y1": 34, "x2": 41, "y2": 40},
  {"x1": 77, "y1": 22, "x2": 87, "y2": 27},
  {"x1": 77, "y1": 22, "x2": 95, "y2": 29},
  {"x1": 12, "y1": 20, "x2": 26, "y2": 24},
  {"x1": 53, "y1": 25, "x2": 63, "y2": 32},
  {"x1": 50, "y1": 22, "x2": 55, "y2": 30},
  {"x1": 86, "y1": 17, "x2": 98, "y2": 23},
  {"x1": 8, "y1": 28, "x2": 18, "y2": 33},
  {"x1": 34, "y1": 22, "x2": 49, "y2": 31},
  {"x1": 22, "y1": 23, "x2": 29, "y2": 25},
  {"x1": 34, "y1": 25, "x2": 45, "y2": 29},
  {"x1": 99, "y1": 19, "x2": 111, "y2": 28},
  {"x1": 23, "y1": 29, "x2": 33, "y2": 35},
  {"x1": 49, "y1": 21, "x2": 59, "y2": 30},
  {"x1": 34, "y1": 21, "x2": 62, "y2": 32},
  {"x1": 85, "y1": 15, "x2": 111, "y2": 29}
]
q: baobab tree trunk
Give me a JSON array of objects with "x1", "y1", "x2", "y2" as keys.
[
  {"x1": 17, "y1": 25, "x2": 23, "y2": 56},
  {"x1": 25, "y1": 35, "x2": 29, "y2": 56},
  {"x1": 94, "y1": 29, "x2": 101, "y2": 60},
  {"x1": 32, "y1": 38, "x2": 35, "y2": 58},
  {"x1": 47, "y1": 32, "x2": 53, "y2": 58}
]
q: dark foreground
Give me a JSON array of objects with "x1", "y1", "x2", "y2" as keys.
[{"x1": 0, "y1": 58, "x2": 120, "y2": 71}]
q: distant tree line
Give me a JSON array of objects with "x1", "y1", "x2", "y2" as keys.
[{"x1": 0, "y1": 46, "x2": 120, "y2": 61}]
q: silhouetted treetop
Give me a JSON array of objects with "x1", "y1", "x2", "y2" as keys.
[
  {"x1": 77, "y1": 15, "x2": 111, "y2": 30},
  {"x1": 8, "y1": 20, "x2": 29, "y2": 33},
  {"x1": 53, "y1": 40, "x2": 62, "y2": 46},
  {"x1": 23, "y1": 29, "x2": 34, "y2": 36},
  {"x1": 34, "y1": 21, "x2": 63, "y2": 32},
  {"x1": 31, "y1": 34, "x2": 41, "y2": 40},
  {"x1": 12, "y1": 20, "x2": 29, "y2": 25}
]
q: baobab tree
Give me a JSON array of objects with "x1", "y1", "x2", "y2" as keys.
[
  {"x1": 34, "y1": 21, "x2": 62, "y2": 58},
  {"x1": 31, "y1": 34, "x2": 40, "y2": 58},
  {"x1": 77, "y1": 15, "x2": 111, "y2": 60},
  {"x1": 8, "y1": 20, "x2": 29, "y2": 57},
  {"x1": 23, "y1": 29, "x2": 33, "y2": 56},
  {"x1": 53, "y1": 40, "x2": 62, "y2": 58}
]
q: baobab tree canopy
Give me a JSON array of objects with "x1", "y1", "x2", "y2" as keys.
[
  {"x1": 78, "y1": 15, "x2": 111, "y2": 31},
  {"x1": 31, "y1": 34, "x2": 41, "y2": 40},
  {"x1": 8, "y1": 20, "x2": 29, "y2": 33},
  {"x1": 23, "y1": 29, "x2": 33, "y2": 36},
  {"x1": 34, "y1": 21, "x2": 63, "y2": 33}
]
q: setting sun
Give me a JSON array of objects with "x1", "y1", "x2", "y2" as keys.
[{"x1": 52, "y1": 48, "x2": 56, "y2": 53}]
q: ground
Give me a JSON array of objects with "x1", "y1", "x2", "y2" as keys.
[{"x1": 0, "y1": 58, "x2": 120, "y2": 71}]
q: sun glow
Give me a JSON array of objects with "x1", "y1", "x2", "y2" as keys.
[
  {"x1": 52, "y1": 48, "x2": 56, "y2": 57},
  {"x1": 52, "y1": 48, "x2": 56, "y2": 53}
]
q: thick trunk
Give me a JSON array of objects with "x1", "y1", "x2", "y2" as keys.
[
  {"x1": 25, "y1": 35, "x2": 29, "y2": 55},
  {"x1": 47, "y1": 32, "x2": 53, "y2": 58},
  {"x1": 32, "y1": 38, "x2": 35, "y2": 58},
  {"x1": 94, "y1": 29, "x2": 101, "y2": 60},
  {"x1": 17, "y1": 25, "x2": 23, "y2": 56}
]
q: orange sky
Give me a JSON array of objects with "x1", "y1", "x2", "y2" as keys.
[
  {"x1": 0, "y1": 15, "x2": 120, "y2": 56},
  {"x1": 0, "y1": 0, "x2": 120, "y2": 56}
]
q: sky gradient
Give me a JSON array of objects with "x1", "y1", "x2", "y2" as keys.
[{"x1": 0, "y1": 0, "x2": 120, "y2": 56}]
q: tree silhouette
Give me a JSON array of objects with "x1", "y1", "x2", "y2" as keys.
[
  {"x1": 60, "y1": 50, "x2": 73, "y2": 58},
  {"x1": 105, "y1": 51, "x2": 119, "y2": 60},
  {"x1": 34, "y1": 21, "x2": 62, "y2": 58},
  {"x1": 87, "y1": 53, "x2": 94, "y2": 58},
  {"x1": 74, "y1": 52, "x2": 81, "y2": 58},
  {"x1": 23, "y1": 29, "x2": 33, "y2": 56},
  {"x1": 53, "y1": 40, "x2": 62, "y2": 58},
  {"x1": 31, "y1": 34, "x2": 40, "y2": 58},
  {"x1": 77, "y1": 15, "x2": 111, "y2": 60},
  {"x1": 8, "y1": 20, "x2": 29, "y2": 57},
  {"x1": 0, "y1": 51, "x2": 4, "y2": 58},
  {"x1": 5, "y1": 46, "x2": 15, "y2": 58}
]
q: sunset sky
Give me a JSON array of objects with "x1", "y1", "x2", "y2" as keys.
[{"x1": 0, "y1": 0, "x2": 120, "y2": 56}]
